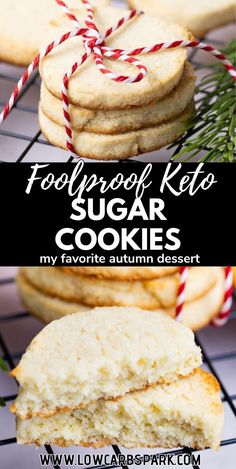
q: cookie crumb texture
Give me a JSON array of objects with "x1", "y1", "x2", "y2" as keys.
[
  {"x1": 16, "y1": 369, "x2": 223, "y2": 451},
  {"x1": 11, "y1": 307, "x2": 201, "y2": 418}
]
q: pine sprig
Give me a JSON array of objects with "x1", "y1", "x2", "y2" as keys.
[
  {"x1": 0, "y1": 357, "x2": 7, "y2": 407},
  {"x1": 0, "y1": 397, "x2": 6, "y2": 407},
  {"x1": 0, "y1": 357, "x2": 8, "y2": 372},
  {"x1": 172, "y1": 40, "x2": 236, "y2": 162}
]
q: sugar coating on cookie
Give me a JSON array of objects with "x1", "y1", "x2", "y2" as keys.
[
  {"x1": 17, "y1": 270, "x2": 90, "y2": 323},
  {"x1": 62, "y1": 266, "x2": 179, "y2": 280},
  {"x1": 38, "y1": 101, "x2": 194, "y2": 159},
  {"x1": 0, "y1": 0, "x2": 109, "y2": 66},
  {"x1": 39, "y1": 6, "x2": 190, "y2": 109},
  {"x1": 17, "y1": 267, "x2": 224, "y2": 330},
  {"x1": 16, "y1": 369, "x2": 223, "y2": 450},
  {"x1": 128, "y1": 0, "x2": 236, "y2": 37},
  {"x1": 21, "y1": 266, "x2": 221, "y2": 309},
  {"x1": 11, "y1": 306, "x2": 201, "y2": 418},
  {"x1": 40, "y1": 63, "x2": 196, "y2": 134}
]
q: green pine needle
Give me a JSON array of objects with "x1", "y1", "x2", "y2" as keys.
[
  {"x1": 0, "y1": 357, "x2": 7, "y2": 371},
  {"x1": 172, "y1": 40, "x2": 236, "y2": 162},
  {"x1": 0, "y1": 396, "x2": 6, "y2": 407},
  {"x1": 0, "y1": 358, "x2": 8, "y2": 407}
]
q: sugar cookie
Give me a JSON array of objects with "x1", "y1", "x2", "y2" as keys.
[
  {"x1": 0, "y1": 0, "x2": 109, "y2": 66},
  {"x1": 128, "y1": 0, "x2": 236, "y2": 37}
]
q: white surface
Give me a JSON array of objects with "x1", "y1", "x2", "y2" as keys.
[{"x1": 0, "y1": 267, "x2": 236, "y2": 469}]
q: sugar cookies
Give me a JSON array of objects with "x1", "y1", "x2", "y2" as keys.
[
  {"x1": 39, "y1": 101, "x2": 194, "y2": 160},
  {"x1": 128, "y1": 0, "x2": 236, "y2": 37},
  {"x1": 12, "y1": 305, "x2": 223, "y2": 450},
  {"x1": 20, "y1": 266, "x2": 220, "y2": 309},
  {"x1": 10, "y1": 306, "x2": 201, "y2": 418},
  {"x1": 0, "y1": 0, "x2": 109, "y2": 66},
  {"x1": 17, "y1": 267, "x2": 225, "y2": 330},
  {"x1": 40, "y1": 62, "x2": 195, "y2": 134},
  {"x1": 37, "y1": 5, "x2": 195, "y2": 159},
  {"x1": 39, "y1": 6, "x2": 190, "y2": 109},
  {"x1": 16, "y1": 369, "x2": 223, "y2": 450}
]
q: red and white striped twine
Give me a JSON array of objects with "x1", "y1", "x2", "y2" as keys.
[
  {"x1": 0, "y1": 0, "x2": 235, "y2": 157},
  {"x1": 175, "y1": 266, "x2": 189, "y2": 321},
  {"x1": 211, "y1": 267, "x2": 234, "y2": 327},
  {"x1": 176, "y1": 266, "x2": 233, "y2": 326}
]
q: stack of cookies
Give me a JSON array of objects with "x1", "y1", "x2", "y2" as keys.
[
  {"x1": 38, "y1": 5, "x2": 196, "y2": 160},
  {"x1": 11, "y1": 307, "x2": 223, "y2": 449},
  {"x1": 18, "y1": 266, "x2": 225, "y2": 330}
]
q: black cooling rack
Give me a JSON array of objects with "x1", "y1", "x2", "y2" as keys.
[{"x1": 0, "y1": 274, "x2": 236, "y2": 469}]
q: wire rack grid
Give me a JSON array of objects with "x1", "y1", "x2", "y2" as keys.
[{"x1": 0, "y1": 268, "x2": 236, "y2": 469}]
